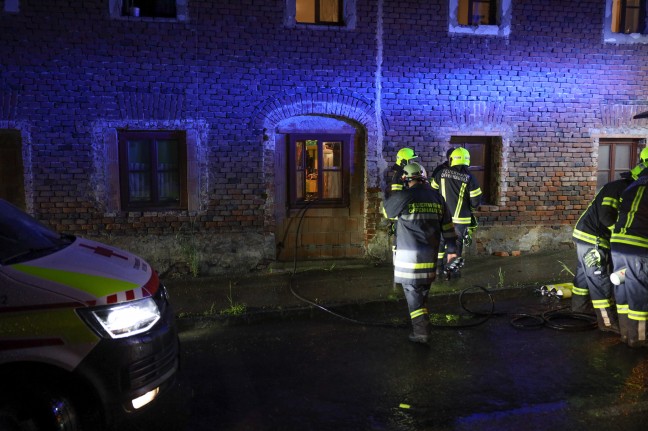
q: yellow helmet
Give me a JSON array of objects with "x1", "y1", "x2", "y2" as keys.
[
  {"x1": 641, "y1": 147, "x2": 648, "y2": 164},
  {"x1": 450, "y1": 147, "x2": 470, "y2": 167},
  {"x1": 396, "y1": 148, "x2": 418, "y2": 166}
]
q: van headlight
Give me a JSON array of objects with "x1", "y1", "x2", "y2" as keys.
[{"x1": 79, "y1": 298, "x2": 161, "y2": 339}]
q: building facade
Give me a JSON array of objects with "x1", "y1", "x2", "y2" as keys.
[{"x1": 1, "y1": 0, "x2": 648, "y2": 276}]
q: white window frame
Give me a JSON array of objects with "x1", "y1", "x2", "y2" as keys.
[{"x1": 449, "y1": 0, "x2": 511, "y2": 37}]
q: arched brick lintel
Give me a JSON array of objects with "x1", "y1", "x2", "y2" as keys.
[{"x1": 252, "y1": 88, "x2": 388, "y2": 238}]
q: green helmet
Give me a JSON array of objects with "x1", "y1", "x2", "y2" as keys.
[
  {"x1": 396, "y1": 148, "x2": 418, "y2": 166},
  {"x1": 450, "y1": 147, "x2": 470, "y2": 167},
  {"x1": 402, "y1": 161, "x2": 427, "y2": 181},
  {"x1": 641, "y1": 147, "x2": 648, "y2": 164},
  {"x1": 631, "y1": 147, "x2": 648, "y2": 179}
]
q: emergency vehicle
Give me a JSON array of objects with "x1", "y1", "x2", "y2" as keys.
[{"x1": 0, "y1": 199, "x2": 179, "y2": 430}]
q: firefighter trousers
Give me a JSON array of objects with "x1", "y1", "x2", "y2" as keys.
[{"x1": 402, "y1": 283, "x2": 431, "y2": 338}]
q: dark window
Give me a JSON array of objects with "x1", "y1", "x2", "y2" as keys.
[
  {"x1": 118, "y1": 130, "x2": 187, "y2": 211},
  {"x1": 296, "y1": 0, "x2": 343, "y2": 25},
  {"x1": 449, "y1": 136, "x2": 497, "y2": 205},
  {"x1": 458, "y1": 0, "x2": 497, "y2": 25},
  {"x1": 0, "y1": 130, "x2": 25, "y2": 210},
  {"x1": 122, "y1": 0, "x2": 177, "y2": 18},
  {"x1": 611, "y1": 0, "x2": 646, "y2": 33},
  {"x1": 597, "y1": 138, "x2": 641, "y2": 188},
  {"x1": 288, "y1": 133, "x2": 350, "y2": 208}
]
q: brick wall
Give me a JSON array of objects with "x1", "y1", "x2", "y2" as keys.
[{"x1": 1, "y1": 0, "x2": 648, "y2": 275}]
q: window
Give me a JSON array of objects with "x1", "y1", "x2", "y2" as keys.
[
  {"x1": 449, "y1": 136, "x2": 499, "y2": 205},
  {"x1": 458, "y1": 0, "x2": 497, "y2": 26},
  {"x1": 285, "y1": 0, "x2": 355, "y2": 29},
  {"x1": 0, "y1": 130, "x2": 25, "y2": 210},
  {"x1": 108, "y1": 0, "x2": 187, "y2": 20},
  {"x1": 449, "y1": 0, "x2": 510, "y2": 36},
  {"x1": 611, "y1": 0, "x2": 646, "y2": 34},
  {"x1": 288, "y1": 134, "x2": 350, "y2": 208},
  {"x1": 296, "y1": 0, "x2": 343, "y2": 25},
  {"x1": 597, "y1": 138, "x2": 642, "y2": 189},
  {"x1": 118, "y1": 130, "x2": 187, "y2": 211},
  {"x1": 122, "y1": 0, "x2": 176, "y2": 17}
]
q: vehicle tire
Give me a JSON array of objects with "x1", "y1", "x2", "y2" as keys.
[{"x1": 31, "y1": 388, "x2": 81, "y2": 431}]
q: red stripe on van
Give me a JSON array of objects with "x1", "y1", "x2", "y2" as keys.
[{"x1": 0, "y1": 338, "x2": 64, "y2": 351}]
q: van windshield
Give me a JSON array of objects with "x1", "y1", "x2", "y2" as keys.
[{"x1": 0, "y1": 200, "x2": 75, "y2": 265}]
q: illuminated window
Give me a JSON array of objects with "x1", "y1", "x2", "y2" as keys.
[
  {"x1": 449, "y1": 0, "x2": 510, "y2": 37},
  {"x1": 458, "y1": 0, "x2": 497, "y2": 26},
  {"x1": 611, "y1": 0, "x2": 646, "y2": 34},
  {"x1": 118, "y1": 130, "x2": 187, "y2": 210},
  {"x1": 286, "y1": 0, "x2": 355, "y2": 29},
  {"x1": 288, "y1": 134, "x2": 350, "y2": 208},
  {"x1": 296, "y1": 0, "x2": 343, "y2": 25},
  {"x1": 597, "y1": 138, "x2": 642, "y2": 189}
]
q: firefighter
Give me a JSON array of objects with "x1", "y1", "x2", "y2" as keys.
[
  {"x1": 386, "y1": 147, "x2": 420, "y2": 248},
  {"x1": 430, "y1": 147, "x2": 482, "y2": 276},
  {"x1": 383, "y1": 161, "x2": 458, "y2": 344},
  {"x1": 611, "y1": 155, "x2": 648, "y2": 348},
  {"x1": 571, "y1": 168, "x2": 641, "y2": 332}
]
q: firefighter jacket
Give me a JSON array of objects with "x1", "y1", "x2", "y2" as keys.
[
  {"x1": 611, "y1": 174, "x2": 648, "y2": 255},
  {"x1": 383, "y1": 181, "x2": 457, "y2": 286},
  {"x1": 389, "y1": 164, "x2": 406, "y2": 194},
  {"x1": 430, "y1": 165, "x2": 482, "y2": 225},
  {"x1": 572, "y1": 175, "x2": 633, "y2": 250}
]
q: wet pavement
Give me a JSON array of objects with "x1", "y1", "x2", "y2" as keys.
[
  {"x1": 120, "y1": 249, "x2": 648, "y2": 430},
  {"x1": 128, "y1": 286, "x2": 648, "y2": 431},
  {"x1": 165, "y1": 249, "x2": 580, "y2": 325}
]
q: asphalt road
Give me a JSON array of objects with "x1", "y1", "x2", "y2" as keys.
[{"x1": 126, "y1": 289, "x2": 648, "y2": 431}]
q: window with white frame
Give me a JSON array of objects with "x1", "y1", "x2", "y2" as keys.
[{"x1": 449, "y1": 0, "x2": 511, "y2": 37}]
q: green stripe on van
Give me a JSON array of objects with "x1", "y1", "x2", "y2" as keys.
[{"x1": 12, "y1": 264, "x2": 138, "y2": 298}]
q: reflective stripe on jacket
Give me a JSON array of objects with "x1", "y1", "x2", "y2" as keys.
[
  {"x1": 430, "y1": 166, "x2": 481, "y2": 225},
  {"x1": 383, "y1": 182, "x2": 457, "y2": 286},
  {"x1": 611, "y1": 175, "x2": 648, "y2": 254},
  {"x1": 573, "y1": 177, "x2": 631, "y2": 249}
]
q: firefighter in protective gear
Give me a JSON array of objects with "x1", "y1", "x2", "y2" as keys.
[
  {"x1": 611, "y1": 167, "x2": 648, "y2": 347},
  {"x1": 571, "y1": 168, "x2": 641, "y2": 332},
  {"x1": 386, "y1": 147, "x2": 420, "y2": 240},
  {"x1": 389, "y1": 147, "x2": 419, "y2": 193},
  {"x1": 383, "y1": 162, "x2": 458, "y2": 344},
  {"x1": 430, "y1": 147, "x2": 482, "y2": 275}
]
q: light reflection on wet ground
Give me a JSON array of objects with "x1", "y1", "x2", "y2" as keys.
[{"x1": 127, "y1": 289, "x2": 648, "y2": 431}]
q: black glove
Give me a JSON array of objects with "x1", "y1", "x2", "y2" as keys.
[{"x1": 391, "y1": 163, "x2": 404, "y2": 173}]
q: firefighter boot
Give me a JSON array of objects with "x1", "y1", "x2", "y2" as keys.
[
  {"x1": 626, "y1": 320, "x2": 648, "y2": 348},
  {"x1": 570, "y1": 294, "x2": 594, "y2": 315},
  {"x1": 595, "y1": 307, "x2": 619, "y2": 334},
  {"x1": 409, "y1": 316, "x2": 430, "y2": 344},
  {"x1": 618, "y1": 313, "x2": 630, "y2": 344}
]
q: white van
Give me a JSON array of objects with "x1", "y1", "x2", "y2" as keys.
[{"x1": 0, "y1": 199, "x2": 179, "y2": 430}]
